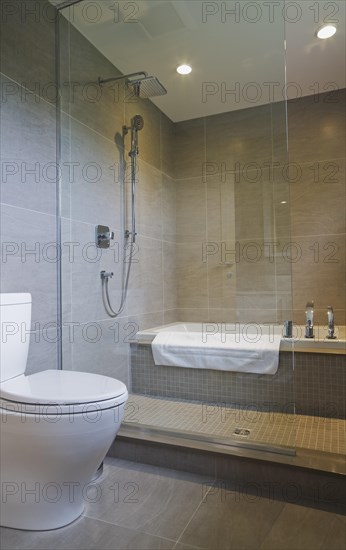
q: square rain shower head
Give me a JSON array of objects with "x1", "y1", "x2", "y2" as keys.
[{"x1": 128, "y1": 77, "x2": 167, "y2": 98}]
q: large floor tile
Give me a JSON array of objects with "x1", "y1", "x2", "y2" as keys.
[
  {"x1": 179, "y1": 484, "x2": 285, "y2": 550},
  {"x1": 84, "y1": 458, "x2": 211, "y2": 541},
  {"x1": 260, "y1": 502, "x2": 346, "y2": 550},
  {"x1": 0, "y1": 458, "x2": 344, "y2": 550},
  {"x1": 174, "y1": 543, "x2": 204, "y2": 550},
  {"x1": 0, "y1": 517, "x2": 175, "y2": 550},
  {"x1": 320, "y1": 513, "x2": 346, "y2": 550}
]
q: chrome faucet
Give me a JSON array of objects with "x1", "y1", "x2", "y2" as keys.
[
  {"x1": 305, "y1": 301, "x2": 314, "y2": 338},
  {"x1": 327, "y1": 306, "x2": 336, "y2": 339}
]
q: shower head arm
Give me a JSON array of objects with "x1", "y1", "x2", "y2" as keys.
[{"x1": 98, "y1": 72, "x2": 148, "y2": 87}]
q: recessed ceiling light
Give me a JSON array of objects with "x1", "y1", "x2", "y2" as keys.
[
  {"x1": 177, "y1": 64, "x2": 192, "y2": 75},
  {"x1": 281, "y1": 201, "x2": 287, "y2": 204},
  {"x1": 317, "y1": 24, "x2": 337, "y2": 39}
]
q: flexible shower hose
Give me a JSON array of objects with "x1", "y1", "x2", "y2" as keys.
[
  {"x1": 101, "y1": 123, "x2": 139, "y2": 318},
  {"x1": 101, "y1": 241, "x2": 134, "y2": 318}
]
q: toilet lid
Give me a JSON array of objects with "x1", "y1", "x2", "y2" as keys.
[{"x1": 0, "y1": 370, "x2": 127, "y2": 406}]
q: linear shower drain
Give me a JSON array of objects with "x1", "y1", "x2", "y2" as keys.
[{"x1": 233, "y1": 428, "x2": 251, "y2": 437}]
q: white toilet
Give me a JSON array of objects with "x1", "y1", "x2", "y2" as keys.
[{"x1": 0, "y1": 293, "x2": 128, "y2": 531}]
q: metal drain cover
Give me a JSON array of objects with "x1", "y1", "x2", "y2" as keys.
[{"x1": 233, "y1": 428, "x2": 251, "y2": 437}]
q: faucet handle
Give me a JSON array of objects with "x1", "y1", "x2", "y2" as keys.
[
  {"x1": 327, "y1": 306, "x2": 336, "y2": 339},
  {"x1": 305, "y1": 301, "x2": 314, "y2": 338}
]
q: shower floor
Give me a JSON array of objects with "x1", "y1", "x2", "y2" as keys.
[{"x1": 124, "y1": 394, "x2": 346, "y2": 456}]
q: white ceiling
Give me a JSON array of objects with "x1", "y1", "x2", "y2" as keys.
[{"x1": 55, "y1": 0, "x2": 346, "y2": 122}]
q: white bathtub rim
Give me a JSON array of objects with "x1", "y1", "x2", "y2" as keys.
[{"x1": 134, "y1": 322, "x2": 346, "y2": 353}]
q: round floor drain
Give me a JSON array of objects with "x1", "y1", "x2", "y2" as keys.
[{"x1": 233, "y1": 428, "x2": 251, "y2": 437}]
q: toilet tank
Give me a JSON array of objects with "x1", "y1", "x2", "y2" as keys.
[{"x1": 0, "y1": 293, "x2": 32, "y2": 383}]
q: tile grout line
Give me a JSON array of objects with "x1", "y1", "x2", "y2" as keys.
[
  {"x1": 0, "y1": 202, "x2": 58, "y2": 220},
  {"x1": 258, "y1": 501, "x2": 289, "y2": 550},
  {"x1": 81, "y1": 512, "x2": 178, "y2": 546},
  {"x1": 173, "y1": 482, "x2": 216, "y2": 548}
]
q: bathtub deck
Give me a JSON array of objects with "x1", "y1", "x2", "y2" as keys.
[{"x1": 123, "y1": 393, "x2": 346, "y2": 456}]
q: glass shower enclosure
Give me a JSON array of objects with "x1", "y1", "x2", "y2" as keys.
[{"x1": 56, "y1": 0, "x2": 296, "y2": 455}]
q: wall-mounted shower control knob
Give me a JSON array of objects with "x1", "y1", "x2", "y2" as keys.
[{"x1": 96, "y1": 225, "x2": 114, "y2": 248}]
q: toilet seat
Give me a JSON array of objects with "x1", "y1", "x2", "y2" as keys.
[{"x1": 0, "y1": 370, "x2": 128, "y2": 414}]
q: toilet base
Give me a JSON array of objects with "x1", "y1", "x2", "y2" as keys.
[
  {"x1": 91, "y1": 461, "x2": 104, "y2": 481},
  {"x1": 0, "y1": 400, "x2": 127, "y2": 530},
  {"x1": 0, "y1": 502, "x2": 85, "y2": 531}
]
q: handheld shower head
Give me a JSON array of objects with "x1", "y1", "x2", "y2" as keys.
[
  {"x1": 132, "y1": 114, "x2": 144, "y2": 131},
  {"x1": 125, "y1": 115, "x2": 144, "y2": 158}
]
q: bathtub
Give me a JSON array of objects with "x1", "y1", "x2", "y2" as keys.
[
  {"x1": 131, "y1": 322, "x2": 345, "y2": 417},
  {"x1": 135, "y1": 322, "x2": 346, "y2": 354}
]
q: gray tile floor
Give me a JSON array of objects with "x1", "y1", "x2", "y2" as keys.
[{"x1": 1, "y1": 457, "x2": 345, "y2": 550}]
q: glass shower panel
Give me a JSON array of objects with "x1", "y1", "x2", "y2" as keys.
[
  {"x1": 201, "y1": 1, "x2": 295, "y2": 453},
  {"x1": 229, "y1": 135, "x2": 296, "y2": 451},
  {"x1": 57, "y1": 0, "x2": 295, "y2": 455},
  {"x1": 231, "y1": 17, "x2": 295, "y2": 450},
  {"x1": 57, "y1": 8, "x2": 129, "y2": 385}
]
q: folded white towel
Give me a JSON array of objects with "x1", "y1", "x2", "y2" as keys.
[{"x1": 151, "y1": 331, "x2": 281, "y2": 375}]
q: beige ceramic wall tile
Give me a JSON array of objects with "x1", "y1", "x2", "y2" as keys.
[
  {"x1": 163, "y1": 309, "x2": 180, "y2": 324},
  {"x1": 271, "y1": 100, "x2": 289, "y2": 165},
  {"x1": 208, "y1": 309, "x2": 237, "y2": 323},
  {"x1": 272, "y1": 175, "x2": 292, "y2": 241},
  {"x1": 174, "y1": 118, "x2": 205, "y2": 179},
  {"x1": 276, "y1": 274, "x2": 293, "y2": 292},
  {"x1": 162, "y1": 174, "x2": 177, "y2": 242},
  {"x1": 175, "y1": 309, "x2": 210, "y2": 322},
  {"x1": 287, "y1": 89, "x2": 346, "y2": 164},
  {"x1": 135, "y1": 159, "x2": 163, "y2": 240},
  {"x1": 176, "y1": 243, "x2": 208, "y2": 309},
  {"x1": 127, "y1": 235, "x2": 163, "y2": 317},
  {"x1": 235, "y1": 239, "x2": 276, "y2": 292},
  {"x1": 176, "y1": 177, "x2": 207, "y2": 243},
  {"x1": 163, "y1": 241, "x2": 177, "y2": 311},
  {"x1": 236, "y1": 292, "x2": 277, "y2": 311},
  {"x1": 160, "y1": 112, "x2": 175, "y2": 178},
  {"x1": 236, "y1": 309, "x2": 278, "y2": 323},
  {"x1": 205, "y1": 104, "x2": 272, "y2": 169},
  {"x1": 291, "y1": 234, "x2": 345, "y2": 314},
  {"x1": 207, "y1": 240, "x2": 237, "y2": 310},
  {"x1": 128, "y1": 312, "x2": 164, "y2": 332},
  {"x1": 206, "y1": 175, "x2": 236, "y2": 242},
  {"x1": 289, "y1": 159, "x2": 346, "y2": 237},
  {"x1": 234, "y1": 166, "x2": 274, "y2": 240},
  {"x1": 276, "y1": 292, "x2": 293, "y2": 324}
]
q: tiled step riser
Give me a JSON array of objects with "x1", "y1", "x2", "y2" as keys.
[
  {"x1": 131, "y1": 345, "x2": 346, "y2": 419},
  {"x1": 109, "y1": 437, "x2": 346, "y2": 513}
]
